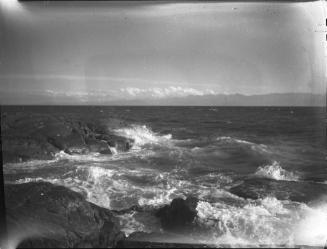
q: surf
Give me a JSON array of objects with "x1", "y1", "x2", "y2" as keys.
[
  {"x1": 254, "y1": 161, "x2": 300, "y2": 181},
  {"x1": 113, "y1": 124, "x2": 172, "y2": 149}
]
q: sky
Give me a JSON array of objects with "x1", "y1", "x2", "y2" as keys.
[{"x1": 0, "y1": 0, "x2": 326, "y2": 104}]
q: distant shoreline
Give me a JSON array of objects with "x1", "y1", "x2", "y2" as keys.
[{"x1": 0, "y1": 92, "x2": 325, "y2": 106}]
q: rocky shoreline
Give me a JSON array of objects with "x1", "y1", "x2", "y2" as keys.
[
  {"x1": 2, "y1": 110, "x2": 211, "y2": 248},
  {"x1": 2, "y1": 109, "x2": 326, "y2": 248},
  {"x1": 5, "y1": 182, "x2": 323, "y2": 248},
  {"x1": 4, "y1": 181, "x2": 204, "y2": 248},
  {"x1": 4, "y1": 182, "x2": 124, "y2": 248},
  {"x1": 1, "y1": 110, "x2": 133, "y2": 164}
]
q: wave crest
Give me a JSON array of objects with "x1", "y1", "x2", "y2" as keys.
[
  {"x1": 195, "y1": 197, "x2": 310, "y2": 246},
  {"x1": 216, "y1": 136, "x2": 269, "y2": 153},
  {"x1": 254, "y1": 161, "x2": 299, "y2": 181},
  {"x1": 114, "y1": 125, "x2": 172, "y2": 148}
]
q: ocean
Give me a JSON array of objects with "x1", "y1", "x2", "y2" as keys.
[{"x1": 2, "y1": 106, "x2": 327, "y2": 247}]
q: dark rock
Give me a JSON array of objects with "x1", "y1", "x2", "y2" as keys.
[
  {"x1": 2, "y1": 138, "x2": 58, "y2": 163},
  {"x1": 48, "y1": 133, "x2": 87, "y2": 154},
  {"x1": 98, "y1": 134, "x2": 133, "y2": 152},
  {"x1": 230, "y1": 178, "x2": 327, "y2": 203},
  {"x1": 85, "y1": 138, "x2": 111, "y2": 154},
  {"x1": 5, "y1": 182, "x2": 124, "y2": 248},
  {"x1": 1, "y1": 111, "x2": 134, "y2": 163},
  {"x1": 155, "y1": 197, "x2": 199, "y2": 231}
]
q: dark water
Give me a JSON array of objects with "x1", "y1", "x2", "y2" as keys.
[{"x1": 3, "y1": 106, "x2": 327, "y2": 246}]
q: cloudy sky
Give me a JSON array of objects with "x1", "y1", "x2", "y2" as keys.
[{"x1": 0, "y1": 0, "x2": 326, "y2": 104}]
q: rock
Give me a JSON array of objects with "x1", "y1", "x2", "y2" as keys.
[
  {"x1": 1, "y1": 111, "x2": 134, "y2": 163},
  {"x1": 230, "y1": 178, "x2": 327, "y2": 203},
  {"x1": 98, "y1": 134, "x2": 133, "y2": 152},
  {"x1": 47, "y1": 132, "x2": 87, "y2": 154},
  {"x1": 155, "y1": 197, "x2": 199, "y2": 231},
  {"x1": 5, "y1": 182, "x2": 124, "y2": 248},
  {"x1": 2, "y1": 138, "x2": 58, "y2": 163},
  {"x1": 85, "y1": 138, "x2": 111, "y2": 155}
]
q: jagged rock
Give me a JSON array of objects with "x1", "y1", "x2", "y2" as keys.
[
  {"x1": 5, "y1": 182, "x2": 125, "y2": 248},
  {"x1": 155, "y1": 197, "x2": 199, "y2": 231},
  {"x1": 1, "y1": 111, "x2": 133, "y2": 163}
]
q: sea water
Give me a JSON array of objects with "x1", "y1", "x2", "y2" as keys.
[{"x1": 2, "y1": 106, "x2": 327, "y2": 247}]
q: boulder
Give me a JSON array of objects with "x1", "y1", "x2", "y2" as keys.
[
  {"x1": 47, "y1": 132, "x2": 87, "y2": 155},
  {"x1": 85, "y1": 138, "x2": 112, "y2": 155},
  {"x1": 155, "y1": 197, "x2": 199, "y2": 231},
  {"x1": 97, "y1": 134, "x2": 133, "y2": 152},
  {"x1": 5, "y1": 182, "x2": 124, "y2": 248}
]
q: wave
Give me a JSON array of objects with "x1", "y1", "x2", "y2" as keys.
[
  {"x1": 13, "y1": 166, "x2": 187, "y2": 209},
  {"x1": 217, "y1": 136, "x2": 253, "y2": 145},
  {"x1": 114, "y1": 125, "x2": 172, "y2": 149},
  {"x1": 254, "y1": 161, "x2": 300, "y2": 181},
  {"x1": 14, "y1": 171, "x2": 327, "y2": 247},
  {"x1": 195, "y1": 197, "x2": 327, "y2": 247},
  {"x1": 216, "y1": 136, "x2": 269, "y2": 153},
  {"x1": 3, "y1": 151, "x2": 113, "y2": 172},
  {"x1": 54, "y1": 150, "x2": 111, "y2": 161}
]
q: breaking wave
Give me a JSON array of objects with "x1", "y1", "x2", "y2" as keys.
[
  {"x1": 114, "y1": 125, "x2": 172, "y2": 149},
  {"x1": 196, "y1": 197, "x2": 327, "y2": 247},
  {"x1": 254, "y1": 161, "x2": 300, "y2": 181}
]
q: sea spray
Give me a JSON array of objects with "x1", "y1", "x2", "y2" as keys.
[
  {"x1": 254, "y1": 161, "x2": 300, "y2": 181},
  {"x1": 196, "y1": 197, "x2": 303, "y2": 246},
  {"x1": 114, "y1": 124, "x2": 172, "y2": 148},
  {"x1": 294, "y1": 201, "x2": 327, "y2": 246}
]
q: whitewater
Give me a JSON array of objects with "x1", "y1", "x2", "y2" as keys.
[{"x1": 3, "y1": 106, "x2": 327, "y2": 247}]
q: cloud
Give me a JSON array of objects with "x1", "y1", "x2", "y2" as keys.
[{"x1": 120, "y1": 86, "x2": 217, "y2": 99}]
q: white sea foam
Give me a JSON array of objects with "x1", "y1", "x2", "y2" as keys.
[
  {"x1": 254, "y1": 161, "x2": 300, "y2": 181},
  {"x1": 12, "y1": 164, "x2": 327, "y2": 246},
  {"x1": 195, "y1": 197, "x2": 294, "y2": 245},
  {"x1": 294, "y1": 201, "x2": 327, "y2": 246},
  {"x1": 13, "y1": 165, "x2": 190, "y2": 211},
  {"x1": 195, "y1": 197, "x2": 327, "y2": 247},
  {"x1": 54, "y1": 150, "x2": 109, "y2": 162},
  {"x1": 117, "y1": 210, "x2": 162, "y2": 236},
  {"x1": 109, "y1": 146, "x2": 118, "y2": 155},
  {"x1": 216, "y1": 136, "x2": 269, "y2": 153},
  {"x1": 3, "y1": 158, "x2": 59, "y2": 174},
  {"x1": 114, "y1": 124, "x2": 172, "y2": 148},
  {"x1": 217, "y1": 136, "x2": 253, "y2": 145}
]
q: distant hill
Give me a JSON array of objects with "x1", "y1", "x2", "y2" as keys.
[
  {"x1": 0, "y1": 91, "x2": 325, "y2": 106},
  {"x1": 137, "y1": 93, "x2": 326, "y2": 106}
]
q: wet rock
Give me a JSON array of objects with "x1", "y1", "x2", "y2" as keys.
[
  {"x1": 1, "y1": 111, "x2": 134, "y2": 163},
  {"x1": 5, "y1": 182, "x2": 124, "y2": 248},
  {"x1": 2, "y1": 138, "x2": 58, "y2": 163},
  {"x1": 48, "y1": 132, "x2": 87, "y2": 154},
  {"x1": 85, "y1": 138, "x2": 111, "y2": 155},
  {"x1": 155, "y1": 197, "x2": 199, "y2": 231},
  {"x1": 230, "y1": 178, "x2": 327, "y2": 203},
  {"x1": 98, "y1": 134, "x2": 133, "y2": 152}
]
